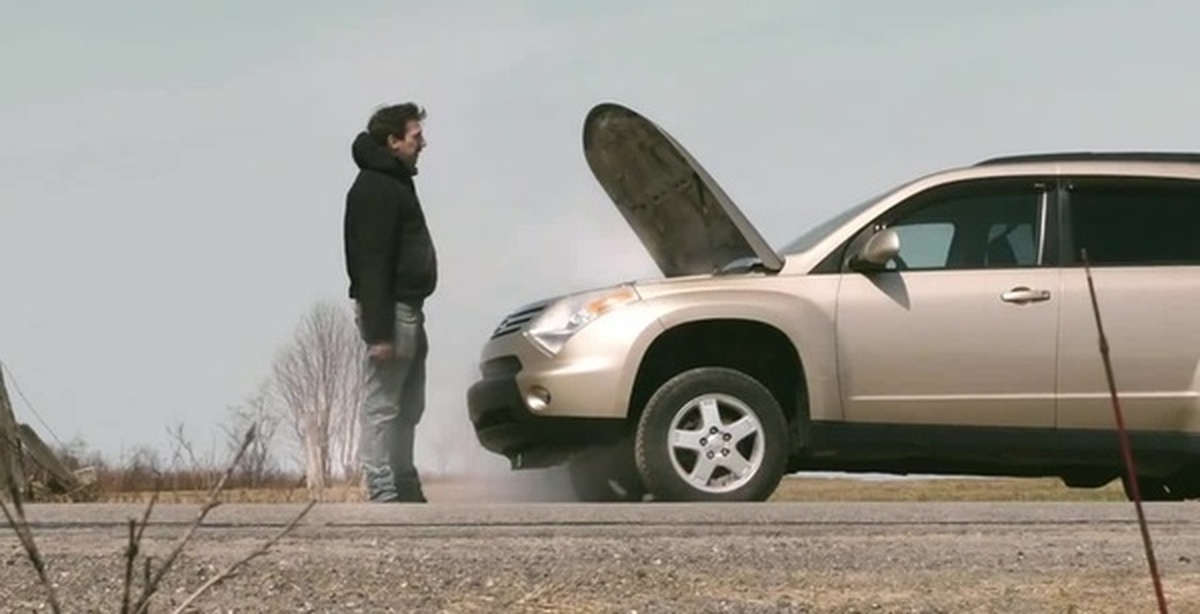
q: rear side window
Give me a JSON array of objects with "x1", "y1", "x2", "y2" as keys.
[{"x1": 1065, "y1": 178, "x2": 1200, "y2": 266}]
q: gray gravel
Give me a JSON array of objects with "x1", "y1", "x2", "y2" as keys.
[{"x1": 3, "y1": 501, "x2": 1199, "y2": 612}]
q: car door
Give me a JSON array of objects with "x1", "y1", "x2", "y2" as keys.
[
  {"x1": 1056, "y1": 175, "x2": 1200, "y2": 433},
  {"x1": 835, "y1": 176, "x2": 1060, "y2": 428}
]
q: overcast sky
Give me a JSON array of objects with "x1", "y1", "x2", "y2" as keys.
[{"x1": 3, "y1": 0, "x2": 1199, "y2": 472}]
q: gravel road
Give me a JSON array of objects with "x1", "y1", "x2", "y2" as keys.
[{"x1": 3, "y1": 500, "x2": 1198, "y2": 613}]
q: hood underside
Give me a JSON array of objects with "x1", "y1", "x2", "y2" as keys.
[{"x1": 582, "y1": 102, "x2": 784, "y2": 278}]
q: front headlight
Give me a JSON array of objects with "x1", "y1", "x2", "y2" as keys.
[{"x1": 524, "y1": 284, "x2": 640, "y2": 355}]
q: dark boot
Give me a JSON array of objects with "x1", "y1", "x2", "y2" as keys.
[
  {"x1": 394, "y1": 475, "x2": 427, "y2": 503},
  {"x1": 390, "y1": 424, "x2": 425, "y2": 502}
]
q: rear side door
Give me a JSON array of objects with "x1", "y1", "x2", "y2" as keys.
[
  {"x1": 1056, "y1": 176, "x2": 1200, "y2": 434},
  {"x1": 835, "y1": 176, "x2": 1061, "y2": 428}
]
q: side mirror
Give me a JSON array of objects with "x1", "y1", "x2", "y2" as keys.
[{"x1": 850, "y1": 228, "x2": 900, "y2": 271}]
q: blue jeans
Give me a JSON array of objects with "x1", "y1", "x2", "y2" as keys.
[{"x1": 357, "y1": 301, "x2": 428, "y2": 502}]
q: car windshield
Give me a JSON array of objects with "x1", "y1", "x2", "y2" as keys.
[{"x1": 778, "y1": 192, "x2": 887, "y2": 254}]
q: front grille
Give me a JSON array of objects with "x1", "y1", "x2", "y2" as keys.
[{"x1": 490, "y1": 300, "x2": 550, "y2": 338}]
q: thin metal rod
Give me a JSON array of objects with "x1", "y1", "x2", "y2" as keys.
[{"x1": 1081, "y1": 248, "x2": 1168, "y2": 614}]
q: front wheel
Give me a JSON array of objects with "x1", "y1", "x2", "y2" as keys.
[{"x1": 635, "y1": 367, "x2": 788, "y2": 502}]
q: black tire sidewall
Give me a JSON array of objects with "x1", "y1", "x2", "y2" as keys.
[{"x1": 635, "y1": 367, "x2": 788, "y2": 502}]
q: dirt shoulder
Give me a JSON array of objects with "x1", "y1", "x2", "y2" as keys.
[{"x1": 2, "y1": 499, "x2": 1195, "y2": 612}]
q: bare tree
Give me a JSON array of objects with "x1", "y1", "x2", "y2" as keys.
[
  {"x1": 116, "y1": 444, "x2": 164, "y2": 493},
  {"x1": 165, "y1": 420, "x2": 215, "y2": 491},
  {"x1": 221, "y1": 381, "x2": 282, "y2": 487},
  {"x1": 330, "y1": 345, "x2": 364, "y2": 484},
  {"x1": 271, "y1": 301, "x2": 364, "y2": 497}
]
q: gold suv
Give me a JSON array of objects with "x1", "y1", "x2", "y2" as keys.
[{"x1": 467, "y1": 102, "x2": 1200, "y2": 502}]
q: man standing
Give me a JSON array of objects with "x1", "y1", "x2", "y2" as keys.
[{"x1": 343, "y1": 102, "x2": 438, "y2": 502}]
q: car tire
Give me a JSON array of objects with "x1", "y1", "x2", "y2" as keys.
[
  {"x1": 566, "y1": 438, "x2": 647, "y2": 502},
  {"x1": 634, "y1": 367, "x2": 788, "y2": 502},
  {"x1": 1167, "y1": 466, "x2": 1200, "y2": 499},
  {"x1": 1120, "y1": 474, "x2": 1185, "y2": 502}
]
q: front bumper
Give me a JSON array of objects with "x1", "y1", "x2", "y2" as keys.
[{"x1": 466, "y1": 356, "x2": 626, "y2": 469}]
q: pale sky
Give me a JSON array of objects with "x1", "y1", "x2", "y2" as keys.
[{"x1": 3, "y1": 0, "x2": 1199, "y2": 472}]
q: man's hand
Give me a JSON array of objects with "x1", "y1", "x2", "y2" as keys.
[{"x1": 367, "y1": 343, "x2": 395, "y2": 361}]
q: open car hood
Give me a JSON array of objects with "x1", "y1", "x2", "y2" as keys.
[{"x1": 582, "y1": 102, "x2": 784, "y2": 278}]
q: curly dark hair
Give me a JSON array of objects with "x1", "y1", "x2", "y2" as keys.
[{"x1": 366, "y1": 102, "x2": 427, "y2": 144}]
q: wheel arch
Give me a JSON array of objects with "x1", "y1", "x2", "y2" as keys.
[{"x1": 627, "y1": 317, "x2": 810, "y2": 450}]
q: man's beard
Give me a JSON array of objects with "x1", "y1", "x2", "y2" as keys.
[{"x1": 401, "y1": 155, "x2": 419, "y2": 174}]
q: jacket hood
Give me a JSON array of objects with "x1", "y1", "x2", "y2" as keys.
[
  {"x1": 582, "y1": 102, "x2": 783, "y2": 278},
  {"x1": 351, "y1": 131, "x2": 413, "y2": 178}
]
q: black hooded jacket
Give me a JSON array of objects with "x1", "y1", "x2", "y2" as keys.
[{"x1": 343, "y1": 132, "x2": 438, "y2": 343}]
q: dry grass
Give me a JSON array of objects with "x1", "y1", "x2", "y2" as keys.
[
  {"x1": 94, "y1": 473, "x2": 1127, "y2": 504},
  {"x1": 100, "y1": 483, "x2": 365, "y2": 504},
  {"x1": 767, "y1": 474, "x2": 1127, "y2": 502}
]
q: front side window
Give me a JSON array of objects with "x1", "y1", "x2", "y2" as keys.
[
  {"x1": 1064, "y1": 177, "x2": 1200, "y2": 266},
  {"x1": 890, "y1": 222, "x2": 955, "y2": 269},
  {"x1": 853, "y1": 179, "x2": 1047, "y2": 272}
]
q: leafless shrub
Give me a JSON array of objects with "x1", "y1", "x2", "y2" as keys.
[
  {"x1": 2, "y1": 423, "x2": 314, "y2": 613},
  {"x1": 170, "y1": 498, "x2": 316, "y2": 613},
  {"x1": 128, "y1": 427, "x2": 258, "y2": 611},
  {"x1": 0, "y1": 436, "x2": 62, "y2": 612},
  {"x1": 221, "y1": 382, "x2": 283, "y2": 487},
  {"x1": 116, "y1": 444, "x2": 164, "y2": 492},
  {"x1": 50, "y1": 434, "x2": 303, "y2": 497}
]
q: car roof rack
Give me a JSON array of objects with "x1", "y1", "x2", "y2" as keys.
[{"x1": 975, "y1": 151, "x2": 1200, "y2": 166}]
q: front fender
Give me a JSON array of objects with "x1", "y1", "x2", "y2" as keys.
[{"x1": 634, "y1": 276, "x2": 844, "y2": 421}]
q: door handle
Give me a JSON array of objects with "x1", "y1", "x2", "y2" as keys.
[{"x1": 1000, "y1": 286, "x2": 1051, "y2": 304}]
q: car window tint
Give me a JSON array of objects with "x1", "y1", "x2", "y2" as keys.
[
  {"x1": 1067, "y1": 178, "x2": 1200, "y2": 266},
  {"x1": 882, "y1": 183, "x2": 1043, "y2": 271},
  {"x1": 888, "y1": 223, "x2": 954, "y2": 269},
  {"x1": 987, "y1": 222, "x2": 1037, "y2": 267}
]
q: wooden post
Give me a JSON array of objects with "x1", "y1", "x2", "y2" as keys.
[
  {"x1": 17, "y1": 424, "x2": 80, "y2": 494},
  {"x1": 0, "y1": 366, "x2": 24, "y2": 498}
]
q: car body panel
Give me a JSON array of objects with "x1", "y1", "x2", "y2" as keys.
[
  {"x1": 1056, "y1": 266, "x2": 1200, "y2": 432},
  {"x1": 836, "y1": 268, "x2": 1061, "y2": 428}
]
